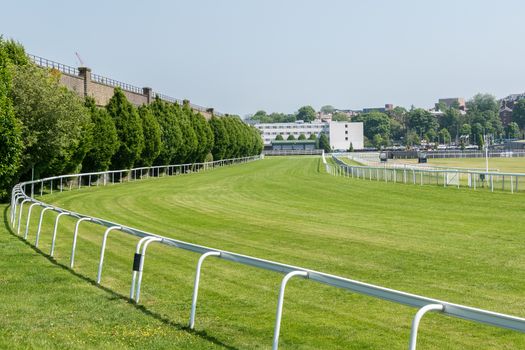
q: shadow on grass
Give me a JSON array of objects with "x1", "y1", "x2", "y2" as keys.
[{"x1": 2, "y1": 206, "x2": 238, "y2": 350}]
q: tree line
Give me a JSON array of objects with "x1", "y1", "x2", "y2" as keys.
[
  {"x1": 0, "y1": 38, "x2": 262, "y2": 199},
  {"x1": 249, "y1": 94, "x2": 525, "y2": 149}
]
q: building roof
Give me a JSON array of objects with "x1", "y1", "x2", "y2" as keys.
[{"x1": 271, "y1": 140, "x2": 317, "y2": 145}]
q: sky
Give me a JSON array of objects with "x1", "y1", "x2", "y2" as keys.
[{"x1": 1, "y1": 0, "x2": 524, "y2": 116}]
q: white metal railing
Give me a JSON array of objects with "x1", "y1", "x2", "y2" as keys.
[
  {"x1": 9, "y1": 155, "x2": 525, "y2": 349},
  {"x1": 331, "y1": 153, "x2": 525, "y2": 194}
]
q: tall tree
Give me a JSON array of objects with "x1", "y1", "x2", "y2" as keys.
[
  {"x1": 11, "y1": 64, "x2": 91, "y2": 178},
  {"x1": 406, "y1": 108, "x2": 438, "y2": 138},
  {"x1": 320, "y1": 105, "x2": 335, "y2": 114},
  {"x1": 149, "y1": 97, "x2": 182, "y2": 165},
  {"x1": 106, "y1": 87, "x2": 144, "y2": 169},
  {"x1": 512, "y1": 99, "x2": 525, "y2": 130},
  {"x1": 296, "y1": 105, "x2": 317, "y2": 122},
  {"x1": 209, "y1": 116, "x2": 229, "y2": 160},
  {"x1": 81, "y1": 97, "x2": 119, "y2": 172},
  {"x1": 137, "y1": 105, "x2": 161, "y2": 167},
  {"x1": 318, "y1": 133, "x2": 330, "y2": 152},
  {"x1": 0, "y1": 40, "x2": 23, "y2": 198},
  {"x1": 506, "y1": 122, "x2": 520, "y2": 139},
  {"x1": 353, "y1": 112, "x2": 391, "y2": 141}
]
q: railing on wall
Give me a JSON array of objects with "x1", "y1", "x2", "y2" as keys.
[
  {"x1": 28, "y1": 53, "x2": 79, "y2": 76},
  {"x1": 330, "y1": 153, "x2": 525, "y2": 194},
  {"x1": 9, "y1": 155, "x2": 525, "y2": 349},
  {"x1": 28, "y1": 53, "x2": 223, "y2": 116},
  {"x1": 91, "y1": 73, "x2": 144, "y2": 95}
]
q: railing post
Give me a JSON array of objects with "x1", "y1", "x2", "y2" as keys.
[
  {"x1": 408, "y1": 304, "x2": 444, "y2": 350},
  {"x1": 35, "y1": 207, "x2": 52, "y2": 247},
  {"x1": 134, "y1": 237, "x2": 162, "y2": 303},
  {"x1": 97, "y1": 225, "x2": 122, "y2": 284},
  {"x1": 189, "y1": 251, "x2": 221, "y2": 329},
  {"x1": 51, "y1": 212, "x2": 72, "y2": 257},
  {"x1": 70, "y1": 217, "x2": 93, "y2": 268},
  {"x1": 17, "y1": 199, "x2": 32, "y2": 235},
  {"x1": 130, "y1": 236, "x2": 152, "y2": 300},
  {"x1": 24, "y1": 203, "x2": 42, "y2": 239},
  {"x1": 272, "y1": 270, "x2": 308, "y2": 350}
]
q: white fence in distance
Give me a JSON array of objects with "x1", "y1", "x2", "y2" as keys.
[{"x1": 330, "y1": 153, "x2": 525, "y2": 194}]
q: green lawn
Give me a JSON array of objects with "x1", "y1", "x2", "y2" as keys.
[{"x1": 2, "y1": 157, "x2": 525, "y2": 349}]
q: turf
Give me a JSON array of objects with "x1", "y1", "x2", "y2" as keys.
[{"x1": 2, "y1": 156, "x2": 525, "y2": 349}]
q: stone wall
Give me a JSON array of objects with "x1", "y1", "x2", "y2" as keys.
[{"x1": 50, "y1": 65, "x2": 216, "y2": 119}]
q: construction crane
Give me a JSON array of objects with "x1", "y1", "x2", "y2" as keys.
[{"x1": 75, "y1": 52, "x2": 85, "y2": 66}]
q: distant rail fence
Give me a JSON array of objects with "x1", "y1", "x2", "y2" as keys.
[
  {"x1": 263, "y1": 149, "x2": 323, "y2": 156},
  {"x1": 328, "y1": 153, "x2": 525, "y2": 194},
  {"x1": 387, "y1": 149, "x2": 525, "y2": 159},
  {"x1": 10, "y1": 153, "x2": 525, "y2": 349}
]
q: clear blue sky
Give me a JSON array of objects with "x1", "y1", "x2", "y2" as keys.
[{"x1": 2, "y1": 0, "x2": 524, "y2": 116}]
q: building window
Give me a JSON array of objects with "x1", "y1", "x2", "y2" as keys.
[
  {"x1": 345, "y1": 137, "x2": 348, "y2": 141},
  {"x1": 345, "y1": 124, "x2": 348, "y2": 128},
  {"x1": 345, "y1": 130, "x2": 348, "y2": 134}
]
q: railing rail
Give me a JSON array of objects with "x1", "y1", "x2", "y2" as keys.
[
  {"x1": 9, "y1": 154, "x2": 525, "y2": 349},
  {"x1": 91, "y1": 73, "x2": 143, "y2": 94},
  {"x1": 28, "y1": 53, "x2": 79, "y2": 76},
  {"x1": 28, "y1": 53, "x2": 223, "y2": 116},
  {"x1": 331, "y1": 153, "x2": 525, "y2": 194}
]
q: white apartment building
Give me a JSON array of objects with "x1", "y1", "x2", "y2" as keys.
[{"x1": 255, "y1": 121, "x2": 364, "y2": 150}]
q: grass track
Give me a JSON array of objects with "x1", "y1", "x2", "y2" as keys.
[{"x1": 2, "y1": 156, "x2": 525, "y2": 349}]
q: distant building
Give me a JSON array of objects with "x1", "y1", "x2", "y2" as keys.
[
  {"x1": 271, "y1": 140, "x2": 317, "y2": 151},
  {"x1": 499, "y1": 93, "x2": 525, "y2": 126},
  {"x1": 254, "y1": 121, "x2": 364, "y2": 150},
  {"x1": 362, "y1": 104, "x2": 394, "y2": 114},
  {"x1": 436, "y1": 98, "x2": 466, "y2": 111}
]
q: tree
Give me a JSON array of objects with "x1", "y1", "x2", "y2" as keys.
[
  {"x1": 149, "y1": 97, "x2": 182, "y2": 165},
  {"x1": 438, "y1": 128, "x2": 451, "y2": 144},
  {"x1": 0, "y1": 41, "x2": 23, "y2": 198},
  {"x1": 296, "y1": 105, "x2": 316, "y2": 122},
  {"x1": 506, "y1": 122, "x2": 520, "y2": 139},
  {"x1": 308, "y1": 134, "x2": 317, "y2": 140},
  {"x1": 11, "y1": 64, "x2": 91, "y2": 179},
  {"x1": 407, "y1": 108, "x2": 438, "y2": 138},
  {"x1": 81, "y1": 97, "x2": 119, "y2": 172},
  {"x1": 275, "y1": 134, "x2": 284, "y2": 141},
  {"x1": 512, "y1": 99, "x2": 525, "y2": 130},
  {"x1": 298, "y1": 133, "x2": 306, "y2": 140},
  {"x1": 320, "y1": 105, "x2": 335, "y2": 114},
  {"x1": 440, "y1": 108, "x2": 461, "y2": 139},
  {"x1": 209, "y1": 116, "x2": 229, "y2": 160},
  {"x1": 460, "y1": 124, "x2": 471, "y2": 137},
  {"x1": 177, "y1": 102, "x2": 198, "y2": 162},
  {"x1": 318, "y1": 133, "x2": 330, "y2": 152},
  {"x1": 406, "y1": 130, "x2": 420, "y2": 147},
  {"x1": 287, "y1": 134, "x2": 296, "y2": 141},
  {"x1": 137, "y1": 105, "x2": 161, "y2": 167},
  {"x1": 467, "y1": 93, "x2": 499, "y2": 115},
  {"x1": 477, "y1": 134, "x2": 484, "y2": 150},
  {"x1": 106, "y1": 87, "x2": 144, "y2": 169},
  {"x1": 372, "y1": 134, "x2": 384, "y2": 149},
  {"x1": 332, "y1": 112, "x2": 349, "y2": 121},
  {"x1": 353, "y1": 112, "x2": 390, "y2": 141}
]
